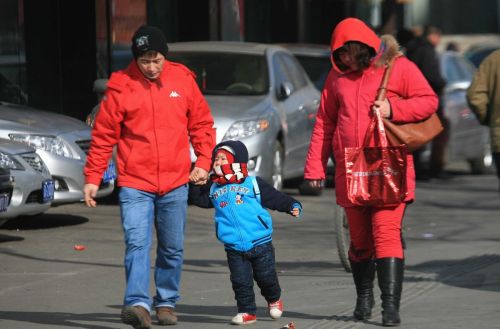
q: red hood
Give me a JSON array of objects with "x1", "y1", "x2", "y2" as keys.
[{"x1": 330, "y1": 17, "x2": 381, "y2": 72}]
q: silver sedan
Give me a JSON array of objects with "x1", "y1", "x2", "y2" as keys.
[
  {"x1": 0, "y1": 103, "x2": 115, "y2": 205},
  {"x1": 168, "y1": 42, "x2": 321, "y2": 192},
  {"x1": 0, "y1": 139, "x2": 53, "y2": 224}
]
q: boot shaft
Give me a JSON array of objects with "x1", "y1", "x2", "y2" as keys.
[
  {"x1": 350, "y1": 259, "x2": 376, "y2": 296},
  {"x1": 376, "y1": 257, "x2": 404, "y2": 326}
]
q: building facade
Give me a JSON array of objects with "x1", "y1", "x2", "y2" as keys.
[{"x1": 1, "y1": 0, "x2": 500, "y2": 120}]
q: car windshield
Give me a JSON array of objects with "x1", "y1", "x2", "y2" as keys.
[
  {"x1": 167, "y1": 52, "x2": 269, "y2": 95},
  {"x1": 295, "y1": 55, "x2": 331, "y2": 90}
]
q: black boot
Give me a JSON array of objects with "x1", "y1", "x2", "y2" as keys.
[
  {"x1": 350, "y1": 259, "x2": 376, "y2": 320},
  {"x1": 376, "y1": 257, "x2": 404, "y2": 327}
]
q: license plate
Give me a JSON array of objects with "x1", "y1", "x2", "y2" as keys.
[
  {"x1": 0, "y1": 193, "x2": 9, "y2": 212},
  {"x1": 102, "y1": 162, "x2": 116, "y2": 183},
  {"x1": 42, "y1": 180, "x2": 55, "y2": 203}
]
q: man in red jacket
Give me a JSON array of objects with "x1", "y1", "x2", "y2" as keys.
[{"x1": 83, "y1": 25, "x2": 215, "y2": 328}]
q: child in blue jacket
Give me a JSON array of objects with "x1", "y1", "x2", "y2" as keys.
[{"x1": 189, "y1": 140, "x2": 302, "y2": 325}]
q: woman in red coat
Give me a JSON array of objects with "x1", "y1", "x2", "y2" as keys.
[{"x1": 304, "y1": 18, "x2": 438, "y2": 327}]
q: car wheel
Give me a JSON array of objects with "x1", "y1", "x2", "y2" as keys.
[
  {"x1": 298, "y1": 180, "x2": 323, "y2": 196},
  {"x1": 468, "y1": 143, "x2": 494, "y2": 175},
  {"x1": 271, "y1": 141, "x2": 284, "y2": 191}
]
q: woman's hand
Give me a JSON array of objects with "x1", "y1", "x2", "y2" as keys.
[
  {"x1": 307, "y1": 179, "x2": 324, "y2": 190},
  {"x1": 372, "y1": 99, "x2": 392, "y2": 119}
]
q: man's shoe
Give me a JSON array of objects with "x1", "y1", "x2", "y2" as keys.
[
  {"x1": 121, "y1": 306, "x2": 152, "y2": 329},
  {"x1": 268, "y1": 299, "x2": 283, "y2": 319},
  {"x1": 156, "y1": 307, "x2": 178, "y2": 325},
  {"x1": 231, "y1": 313, "x2": 257, "y2": 325}
]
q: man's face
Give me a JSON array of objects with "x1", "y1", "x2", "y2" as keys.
[
  {"x1": 137, "y1": 51, "x2": 165, "y2": 80},
  {"x1": 427, "y1": 32, "x2": 441, "y2": 47}
]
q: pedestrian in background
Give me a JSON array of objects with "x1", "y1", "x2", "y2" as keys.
[
  {"x1": 189, "y1": 140, "x2": 302, "y2": 325},
  {"x1": 466, "y1": 50, "x2": 500, "y2": 192},
  {"x1": 406, "y1": 25, "x2": 448, "y2": 180},
  {"x1": 83, "y1": 25, "x2": 215, "y2": 328},
  {"x1": 304, "y1": 18, "x2": 438, "y2": 327}
]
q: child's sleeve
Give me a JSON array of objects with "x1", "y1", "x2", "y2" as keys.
[
  {"x1": 188, "y1": 182, "x2": 214, "y2": 208},
  {"x1": 256, "y1": 177, "x2": 302, "y2": 216}
]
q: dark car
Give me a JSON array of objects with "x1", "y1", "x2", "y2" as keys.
[
  {"x1": 464, "y1": 43, "x2": 500, "y2": 68},
  {"x1": 279, "y1": 43, "x2": 331, "y2": 92}
]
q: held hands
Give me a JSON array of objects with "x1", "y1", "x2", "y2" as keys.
[
  {"x1": 83, "y1": 183, "x2": 99, "y2": 208},
  {"x1": 372, "y1": 99, "x2": 392, "y2": 119},
  {"x1": 290, "y1": 202, "x2": 302, "y2": 218},
  {"x1": 189, "y1": 167, "x2": 209, "y2": 185}
]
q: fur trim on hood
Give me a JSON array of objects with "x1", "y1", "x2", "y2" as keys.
[{"x1": 374, "y1": 34, "x2": 403, "y2": 67}]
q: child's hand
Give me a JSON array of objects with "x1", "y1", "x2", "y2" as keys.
[{"x1": 291, "y1": 207, "x2": 300, "y2": 217}]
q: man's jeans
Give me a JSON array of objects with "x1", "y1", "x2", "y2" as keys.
[
  {"x1": 119, "y1": 185, "x2": 188, "y2": 311},
  {"x1": 226, "y1": 242, "x2": 281, "y2": 314}
]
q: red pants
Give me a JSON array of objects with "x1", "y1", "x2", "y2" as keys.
[{"x1": 344, "y1": 203, "x2": 406, "y2": 262}]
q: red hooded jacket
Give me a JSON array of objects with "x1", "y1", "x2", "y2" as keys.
[
  {"x1": 84, "y1": 60, "x2": 215, "y2": 195},
  {"x1": 304, "y1": 18, "x2": 438, "y2": 207}
]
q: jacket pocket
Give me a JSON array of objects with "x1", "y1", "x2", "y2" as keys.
[{"x1": 257, "y1": 216, "x2": 269, "y2": 229}]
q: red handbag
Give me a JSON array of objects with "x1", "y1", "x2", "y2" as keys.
[{"x1": 345, "y1": 108, "x2": 408, "y2": 206}]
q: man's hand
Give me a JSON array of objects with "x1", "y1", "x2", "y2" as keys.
[
  {"x1": 189, "y1": 167, "x2": 209, "y2": 185},
  {"x1": 83, "y1": 183, "x2": 99, "y2": 208}
]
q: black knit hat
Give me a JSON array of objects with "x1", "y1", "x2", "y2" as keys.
[
  {"x1": 131, "y1": 25, "x2": 169, "y2": 59},
  {"x1": 213, "y1": 140, "x2": 249, "y2": 164}
]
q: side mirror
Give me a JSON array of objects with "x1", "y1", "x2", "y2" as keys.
[{"x1": 277, "y1": 82, "x2": 294, "y2": 100}]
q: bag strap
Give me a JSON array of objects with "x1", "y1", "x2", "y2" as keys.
[
  {"x1": 376, "y1": 56, "x2": 398, "y2": 101},
  {"x1": 363, "y1": 56, "x2": 399, "y2": 148},
  {"x1": 250, "y1": 176, "x2": 261, "y2": 204}
]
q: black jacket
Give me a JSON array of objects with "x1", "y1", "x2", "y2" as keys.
[{"x1": 406, "y1": 37, "x2": 447, "y2": 95}]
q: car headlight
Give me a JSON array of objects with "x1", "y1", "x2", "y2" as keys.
[
  {"x1": 223, "y1": 119, "x2": 270, "y2": 140},
  {"x1": 0, "y1": 152, "x2": 24, "y2": 170},
  {"x1": 9, "y1": 134, "x2": 79, "y2": 159}
]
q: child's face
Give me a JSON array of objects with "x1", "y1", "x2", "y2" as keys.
[{"x1": 213, "y1": 152, "x2": 230, "y2": 168}]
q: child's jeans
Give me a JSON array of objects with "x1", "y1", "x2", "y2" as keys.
[{"x1": 226, "y1": 242, "x2": 281, "y2": 314}]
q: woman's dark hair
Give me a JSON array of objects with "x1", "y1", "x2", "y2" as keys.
[{"x1": 332, "y1": 41, "x2": 376, "y2": 72}]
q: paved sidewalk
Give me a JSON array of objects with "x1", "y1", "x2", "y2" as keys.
[{"x1": 0, "y1": 173, "x2": 499, "y2": 329}]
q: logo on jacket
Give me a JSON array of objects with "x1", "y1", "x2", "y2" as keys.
[
  {"x1": 169, "y1": 91, "x2": 181, "y2": 98},
  {"x1": 235, "y1": 194, "x2": 244, "y2": 205}
]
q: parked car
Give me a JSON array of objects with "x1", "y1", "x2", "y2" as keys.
[
  {"x1": 0, "y1": 102, "x2": 116, "y2": 205},
  {"x1": 0, "y1": 166, "x2": 14, "y2": 225},
  {"x1": 433, "y1": 50, "x2": 493, "y2": 174},
  {"x1": 280, "y1": 44, "x2": 335, "y2": 184},
  {"x1": 279, "y1": 43, "x2": 331, "y2": 92},
  {"x1": 463, "y1": 43, "x2": 500, "y2": 68},
  {"x1": 0, "y1": 138, "x2": 53, "y2": 225},
  {"x1": 88, "y1": 42, "x2": 321, "y2": 194}
]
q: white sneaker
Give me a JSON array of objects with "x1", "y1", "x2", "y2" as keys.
[
  {"x1": 231, "y1": 312, "x2": 257, "y2": 325},
  {"x1": 268, "y1": 299, "x2": 283, "y2": 319}
]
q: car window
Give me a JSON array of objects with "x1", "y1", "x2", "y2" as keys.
[
  {"x1": 272, "y1": 53, "x2": 293, "y2": 92},
  {"x1": 167, "y1": 52, "x2": 269, "y2": 96},
  {"x1": 280, "y1": 52, "x2": 308, "y2": 90},
  {"x1": 295, "y1": 55, "x2": 331, "y2": 90},
  {"x1": 441, "y1": 54, "x2": 474, "y2": 84}
]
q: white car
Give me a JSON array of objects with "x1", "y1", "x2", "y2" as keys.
[
  {"x1": 0, "y1": 139, "x2": 53, "y2": 225},
  {"x1": 0, "y1": 102, "x2": 116, "y2": 205}
]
